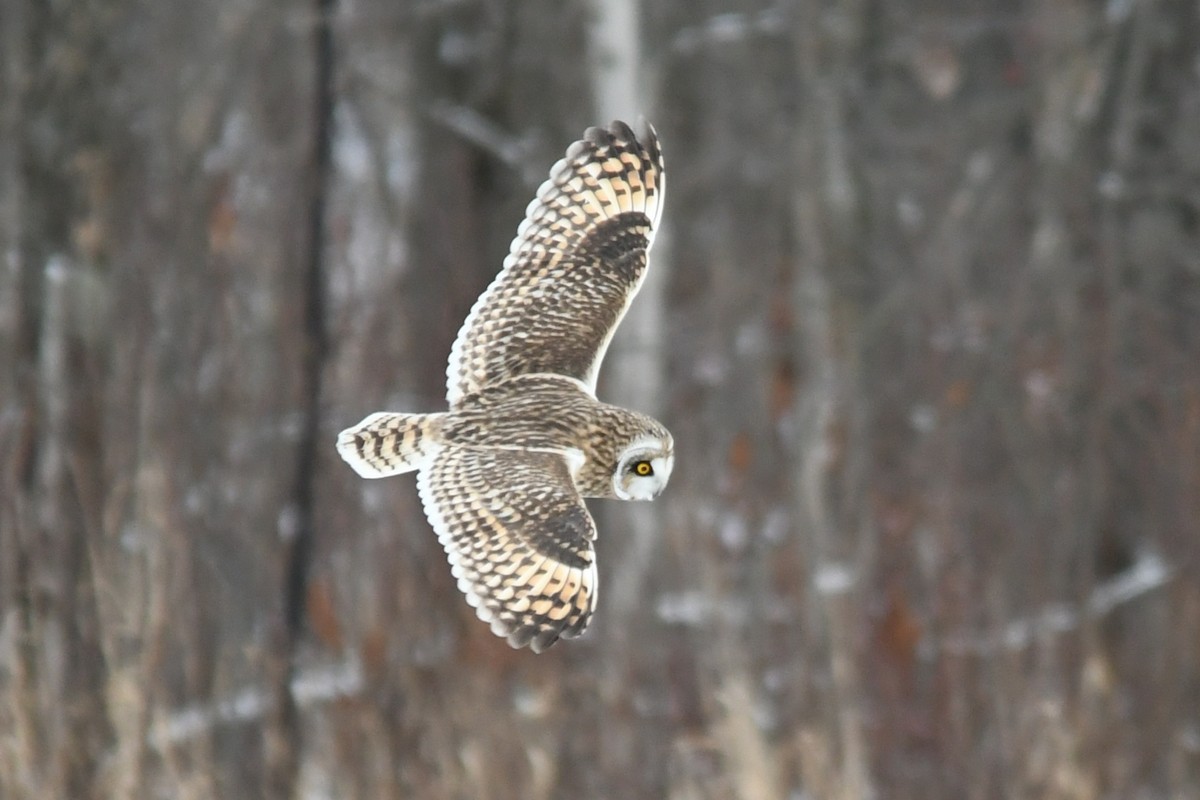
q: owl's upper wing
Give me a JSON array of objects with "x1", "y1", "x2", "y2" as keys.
[
  {"x1": 445, "y1": 120, "x2": 665, "y2": 407},
  {"x1": 417, "y1": 446, "x2": 598, "y2": 653}
]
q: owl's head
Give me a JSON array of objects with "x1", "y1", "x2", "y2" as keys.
[{"x1": 613, "y1": 433, "x2": 675, "y2": 501}]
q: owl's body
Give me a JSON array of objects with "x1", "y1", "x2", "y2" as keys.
[
  {"x1": 444, "y1": 374, "x2": 672, "y2": 499},
  {"x1": 338, "y1": 121, "x2": 672, "y2": 653}
]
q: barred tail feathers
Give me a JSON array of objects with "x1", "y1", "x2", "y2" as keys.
[{"x1": 337, "y1": 412, "x2": 445, "y2": 478}]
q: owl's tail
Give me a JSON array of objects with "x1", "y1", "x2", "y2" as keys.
[{"x1": 336, "y1": 411, "x2": 445, "y2": 478}]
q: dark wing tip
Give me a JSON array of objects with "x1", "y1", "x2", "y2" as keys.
[
  {"x1": 504, "y1": 623, "x2": 536, "y2": 650},
  {"x1": 608, "y1": 119, "x2": 637, "y2": 142},
  {"x1": 503, "y1": 623, "x2": 563, "y2": 654},
  {"x1": 579, "y1": 120, "x2": 661, "y2": 162},
  {"x1": 637, "y1": 118, "x2": 662, "y2": 167},
  {"x1": 529, "y1": 627, "x2": 564, "y2": 654}
]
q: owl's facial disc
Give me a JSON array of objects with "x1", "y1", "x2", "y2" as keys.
[{"x1": 614, "y1": 436, "x2": 675, "y2": 501}]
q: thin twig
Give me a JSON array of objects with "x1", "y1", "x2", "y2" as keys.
[
  {"x1": 149, "y1": 658, "x2": 365, "y2": 749},
  {"x1": 933, "y1": 551, "x2": 1174, "y2": 657}
]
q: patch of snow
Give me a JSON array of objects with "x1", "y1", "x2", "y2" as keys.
[
  {"x1": 719, "y1": 512, "x2": 749, "y2": 551},
  {"x1": 909, "y1": 403, "x2": 937, "y2": 433},
  {"x1": 277, "y1": 503, "x2": 300, "y2": 542},
  {"x1": 814, "y1": 562, "x2": 855, "y2": 595}
]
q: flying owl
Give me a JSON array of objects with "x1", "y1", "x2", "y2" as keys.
[{"x1": 337, "y1": 120, "x2": 673, "y2": 653}]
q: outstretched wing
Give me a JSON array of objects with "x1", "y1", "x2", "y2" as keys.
[
  {"x1": 445, "y1": 120, "x2": 665, "y2": 407},
  {"x1": 416, "y1": 446, "x2": 598, "y2": 653}
]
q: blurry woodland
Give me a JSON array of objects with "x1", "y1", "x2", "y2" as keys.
[{"x1": 2, "y1": 0, "x2": 1199, "y2": 798}]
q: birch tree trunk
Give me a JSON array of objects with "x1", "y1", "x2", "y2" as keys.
[
  {"x1": 789, "y1": 3, "x2": 874, "y2": 797},
  {"x1": 585, "y1": 0, "x2": 667, "y2": 663}
]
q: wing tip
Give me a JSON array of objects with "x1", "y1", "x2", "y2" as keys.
[
  {"x1": 493, "y1": 617, "x2": 587, "y2": 654},
  {"x1": 583, "y1": 119, "x2": 662, "y2": 164}
]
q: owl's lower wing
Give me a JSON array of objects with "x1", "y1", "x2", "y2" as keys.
[
  {"x1": 445, "y1": 120, "x2": 665, "y2": 407},
  {"x1": 416, "y1": 446, "x2": 598, "y2": 653}
]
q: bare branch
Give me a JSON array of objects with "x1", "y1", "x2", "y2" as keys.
[
  {"x1": 425, "y1": 102, "x2": 539, "y2": 181},
  {"x1": 670, "y1": 7, "x2": 787, "y2": 55},
  {"x1": 150, "y1": 659, "x2": 365, "y2": 749},
  {"x1": 933, "y1": 551, "x2": 1175, "y2": 657}
]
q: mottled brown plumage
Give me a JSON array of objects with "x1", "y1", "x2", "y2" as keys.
[
  {"x1": 446, "y1": 120, "x2": 664, "y2": 405},
  {"x1": 418, "y1": 447, "x2": 597, "y2": 652},
  {"x1": 441, "y1": 374, "x2": 671, "y2": 498},
  {"x1": 337, "y1": 121, "x2": 673, "y2": 653}
]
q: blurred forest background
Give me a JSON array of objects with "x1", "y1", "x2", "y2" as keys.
[{"x1": 2, "y1": 0, "x2": 1199, "y2": 798}]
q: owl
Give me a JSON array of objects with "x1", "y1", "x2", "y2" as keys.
[{"x1": 337, "y1": 120, "x2": 673, "y2": 653}]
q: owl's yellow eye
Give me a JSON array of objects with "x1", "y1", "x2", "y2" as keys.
[{"x1": 634, "y1": 461, "x2": 653, "y2": 476}]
